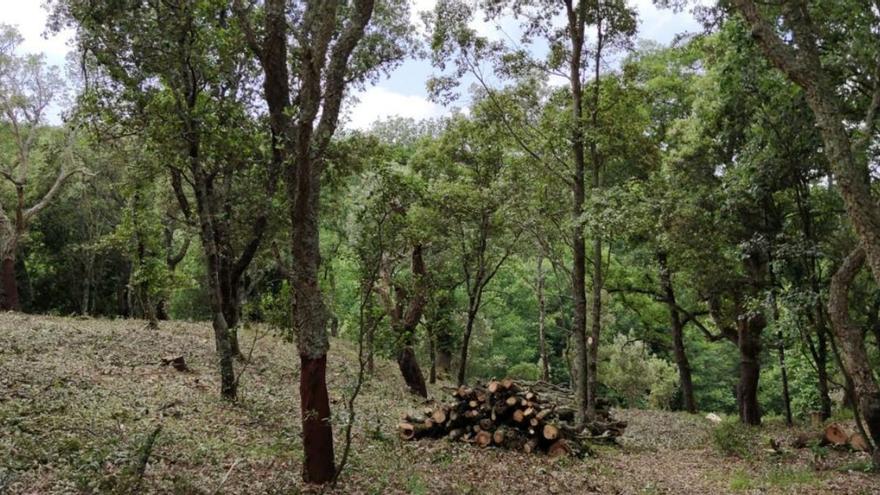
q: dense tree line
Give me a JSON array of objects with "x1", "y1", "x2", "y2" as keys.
[{"x1": 0, "y1": 0, "x2": 878, "y2": 481}]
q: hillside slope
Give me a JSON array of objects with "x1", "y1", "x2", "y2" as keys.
[{"x1": 0, "y1": 314, "x2": 876, "y2": 494}]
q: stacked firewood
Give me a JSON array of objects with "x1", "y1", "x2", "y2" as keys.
[
  {"x1": 397, "y1": 379, "x2": 626, "y2": 457},
  {"x1": 792, "y1": 423, "x2": 872, "y2": 452}
]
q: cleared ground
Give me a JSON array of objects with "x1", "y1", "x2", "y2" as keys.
[{"x1": 1, "y1": 313, "x2": 877, "y2": 494}]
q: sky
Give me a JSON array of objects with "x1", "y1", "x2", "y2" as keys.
[{"x1": 0, "y1": 0, "x2": 705, "y2": 129}]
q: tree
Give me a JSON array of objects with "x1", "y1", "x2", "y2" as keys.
[
  {"x1": 54, "y1": 0, "x2": 277, "y2": 399},
  {"x1": 413, "y1": 113, "x2": 521, "y2": 386},
  {"x1": 234, "y1": 0, "x2": 412, "y2": 482},
  {"x1": 729, "y1": 0, "x2": 880, "y2": 462},
  {"x1": 0, "y1": 24, "x2": 85, "y2": 310},
  {"x1": 428, "y1": 0, "x2": 636, "y2": 426}
]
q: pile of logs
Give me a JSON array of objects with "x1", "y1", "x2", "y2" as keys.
[
  {"x1": 397, "y1": 379, "x2": 626, "y2": 457},
  {"x1": 792, "y1": 423, "x2": 871, "y2": 452}
]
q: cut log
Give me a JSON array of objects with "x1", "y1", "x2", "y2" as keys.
[
  {"x1": 543, "y1": 424, "x2": 560, "y2": 441},
  {"x1": 547, "y1": 439, "x2": 571, "y2": 459},
  {"x1": 475, "y1": 430, "x2": 492, "y2": 447},
  {"x1": 395, "y1": 378, "x2": 624, "y2": 456},
  {"x1": 523, "y1": 438, "x2": 540, "y2": 454},
  {"x1": 824, "y1": 424, "x2": 849, "y2": 446},
  {"x1": 398, "y1": 422, "x2": 431, "y2": 440},
  {"x1": 487, "y1": 380, "x2": 502, "y2": 394},
  {"x1": 431, "y1": 408, "x2": 447, "y2": 425},
  {"x1": 493, "y1": 427, "x2": 506, "y2": 445},
  {"x1": 849, "y1": 432, "x2": 870, "y2": 452}
]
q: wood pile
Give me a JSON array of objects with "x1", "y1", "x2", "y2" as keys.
[
  {"x1": 397, "y1": 379, "x2": 626, "y2": 457},
  {"x1": 791, "y1": 423, "x2": 872, "y2": 452}
]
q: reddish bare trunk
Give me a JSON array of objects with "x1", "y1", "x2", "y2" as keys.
[{"x1": 300, "y1": 354, "x2": 335, "y2": 483}]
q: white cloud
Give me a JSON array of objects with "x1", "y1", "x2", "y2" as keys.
[
  {"x1": 346, "y1": 86, "x2": 445, "y2": 130},
  {"x1": 630, "y1": 0, "x2": 705, "y2": 44},
  {"x1": 1, "y1": 1, "x2": 73, "y2": 68}
]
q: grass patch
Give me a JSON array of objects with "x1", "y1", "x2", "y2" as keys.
[
  {"x1": 729, "y1": 466, "x2": 819, "y2": 491},
  {"x1": 729, "y1": 470, "x2": 754, "y2": 491}
]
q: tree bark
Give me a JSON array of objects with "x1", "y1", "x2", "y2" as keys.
[
  {"x1": 828, "y1": 248, "x2": 880, "y2": 467},
  {"x1": 537, "y1": 255, "x2": 550, "y2": 382},
  {"x1": 737, "y1": 312, "x2": 765, "y2": 425},
  {"x1": 777, "y1": 331, "x2": 793, "y2": 426},
  {"x1": 0, "y1": 255, "x2": 19, "y2": 311},
  {"x1": 815, "y1": 311, "x2": 833, "y2": 420},
  {"x1": 378, "y1": 245, "x2": 429, "y2": 396},
  {"x1": 457, "y1": 308, "x2": 477, "y2": 386},
  {"x1": 428, "y1": 324, "x2": 437, "y2": 384},
  {"x1": 300, "y1": 354, "x2": 335, "y2": 483},
  {"x1": 585, "y1": 14, "x2": 606, "y2": 422},
  {"x1": 398, "y1": 345, "x2": 428, "y2": 398},
  {"x1": 564, "y1": 0, "x2": 589, "y2": 429},
  {"x1": 657, "y1": 252, "x2": 696, "y2": 413}
]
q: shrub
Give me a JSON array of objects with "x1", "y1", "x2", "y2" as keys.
[
  {"x1": 508, "y1": 362, "x2": 540, "y2": 381},
  {"x1": 600, "y1": 332, "x2": 679, "y2": 409},
  {"x1": 712, "y1": 418, "x2": 754, "y2": 458}
]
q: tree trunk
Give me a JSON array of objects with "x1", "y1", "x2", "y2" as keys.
[
  {"x1": 366, "y1": 313, "x2": 375, "y2": 375},
  {"x1": 156, "y1": 299, "x2": 169, "y2": 320},
  {"x1": 768, "y1": 265, "x2": 792, "y2": 426},
  {"x1": 566, "y1": 2, "x2": 589, "y2": 429},
  {"x1": 828, "y1": 248, "x2": 880, "y2": 467},
  {"x1": 0, "y1": 255, "x2": 19, "y2": 311},
  {"x1": 428, "y1": 323, "x2": 437, "y2": 384},
  {"x1": 191, "y1": 150, "x2": 238, "y2": 400},
  {"x1": 777, "y1": 331, "x2": 793, "y2": 426},
  {"x1": 221, "y1": 280, "x2": 243, "y2": 357},
  {"x1": 457, "y1": 308, "x2": 477, "y2": 386},
  {"x1": 398, "y1": 345, "x2": 428, "y2": 397},
  {"x1": 200, "y1": 231, "x2": 237, "y2": 400},
  {"x1": 300, "y1": 354, "x2": 335, "y2": 483},
  {"x1": 587, "y1": 235, "x2": 601, "y2": 420},
  {"x1": 657, "y1": 252, "x2": 696, "y2": 413},
  {"x1": 816, "y1": 315, "x2": 833, "y2": 420},
  {"x1": 584, "y1": 18, "x2": 605, "y2": 422},
  {"x1": 737, "y1": 313, "x2": 765, "y2": 425},
  {"x1": 537, "y1": 255, "x2": 550, "y2": 382},
  {"x1": 288, "y1": 120, "x2": 336, "y2": 480}
]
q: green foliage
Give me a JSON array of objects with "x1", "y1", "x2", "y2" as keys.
[
  {"x1": 599, "y1": 332, "x2": 679, "y2": 409},
  {"x1": 507, "y1": 362, "x2": 540, "y2": 381},
  {"x1": 711, "y1": 418, "x2": 756, "y2": 459}
]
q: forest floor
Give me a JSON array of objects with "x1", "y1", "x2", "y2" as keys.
[{"x1": 1, "y1": 313, "x2": 877, "y2": 494}]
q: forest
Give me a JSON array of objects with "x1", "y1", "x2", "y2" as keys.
[{"x1": 1, "y1": 0, "x2": 880, "y2": 493}]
